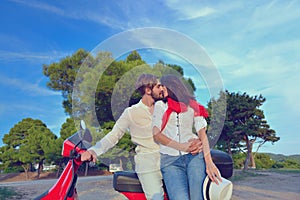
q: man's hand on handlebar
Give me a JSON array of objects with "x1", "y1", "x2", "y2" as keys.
[{"x1": 81, "y1": 150, "x2": 97, "y2": 163}]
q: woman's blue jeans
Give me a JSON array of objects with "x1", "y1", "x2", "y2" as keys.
[{"x1": 161, "y1": 153, "x2": 206, "y2": 200}]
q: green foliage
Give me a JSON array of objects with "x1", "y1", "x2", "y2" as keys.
[
  {"x1": 2, "y1": 118, "x2": 46, "y2": 148},
  {"x1": 282, "y1": 160, "x2": 299, "y2": 169},
  {"x1": 268, "y1": 153, "x2": 300, "y2": 163},
  {"x1": 232, "y1": 152, "x2": 246, "y2": 169},
  {"x1": 272, "y1": 161, "x2": 285, "y2": 168},
  {"x1": 0, "y1": 118, "x2": 57, "y2": 175},
  {"x1": 44, "y1": 138, "x2": 64, "y2": 165},
  {"x1": 254, "y1": 153, "x2": 275, "y2": 169},
  {"x1": 232, "y1": 153, "x2": 275, "y2": 169},
  {"x1": 231, "y1": 152, "x2": 300, "y2": 170},
  {"x1": 272, "y1": 159, "x2": 300, "y2": 169},
  {"x1": 268, "y1": 153, "x2": 300, "y2": 169},
  {"x1": 212, "y1": 91, "x2": 279, "y2": 169},
  {"x1": 43, "y1": 49, "x2": 90, "y2": 115},
  {"x1": 126, "y1": 50, "x2": 142, "y2": 62},
  {"x1": 165, "y1": 63, "x2": 184, "y2": 76},
  {"x1": 60, "y1": 118, "x2": 77, "y2": 140},
  {"x1": 44, "y1": 50, "x2": 191, "y2": 128},
  {"x1": 95, "y1": 56, "x2": 148, "y2": 124},
  {"x1": 2, "y1": 166, "x2": 24, "y2": 173}
]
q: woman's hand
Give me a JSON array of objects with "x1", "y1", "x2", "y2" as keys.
[
  {"x1": 179, "y1": 141, "x2": 192, "y2": 152},
  {"x1": 81, "y1": 150, "x2": 97, "y2": 163},
  {"x1": 178, "y1": 139, "x2": 203, "y2": 154},
  {"x1": 188, "y1": 138, "x2": 202, "y2": 155},
  {"x1": 205, "y1": 161, "x2": 222, "y2": 185}
]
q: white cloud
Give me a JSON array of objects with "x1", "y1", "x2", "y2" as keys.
[
  {"x1": 0, "y1": 50, "x2": 70, "y2": 63},
  {"x1": 246, "y1": 0, "x2": 300, "y2": 31},
  {"x1": 10, "y1": 0, "x2": 138, "y2": 30},
  {"x1": 179, "y1": 7, "x2": 216, "y2": 20},
  {"x1": 11, "y1": 0, "x2": 64, "y2": 15},
  {"x1": 0, "y1": 103, "x2": 45, "y2": 115},
  {"x1": 164, "y1": 0, "x2": 216, "y2": 20},
  {"x1": 210, "y1": 36, "x2": 300, "y2": 82},
  {"x1": 0, "y1": 75, "x2": 60, "y2": 96}
]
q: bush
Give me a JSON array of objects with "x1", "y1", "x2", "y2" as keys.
[
  {"x1": 2, "y1": 166, "x2": 24, "y2": 173},
  {"x1": 272, "y1": 162, "x2": 285, "y2": 169},
  {"x1": 254, "y1": 153, "x2": 275, "y2": 169},
  {"x1": 272, "y1": 159, "x2": 300, "y2": 169},
  {"x1": 232, "y1": 152, "x2": 276, "y2": 169},
  {"x1": 282, "y1": 159, "x2": 300, "y2": 169},
  {"x1": 232, "y1": 153, "x2": 246, "y2": 169}
]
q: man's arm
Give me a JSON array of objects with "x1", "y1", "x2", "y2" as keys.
[{"x1": 81, "y1": 109, "x2": 130, "y2": 162}]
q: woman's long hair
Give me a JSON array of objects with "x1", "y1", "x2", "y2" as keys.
[{"x1": 161, "y1": 74, "x2": 194, "y2": 105}]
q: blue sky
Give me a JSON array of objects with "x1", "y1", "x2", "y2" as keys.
[{"x1": 0, "y1": 0, "x2": 299, "y2": 155}]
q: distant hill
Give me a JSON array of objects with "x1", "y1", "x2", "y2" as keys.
[{"x1": 266, "y1": 153, "x2": 300, "y2": 163}]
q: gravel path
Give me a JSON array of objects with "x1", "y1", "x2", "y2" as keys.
[
  {"x1": 1, "y1": 170, "x2": 300, "y2": 200},
  {"x1": 231, "y1": 170, "x2": 300, "y2": 200}
]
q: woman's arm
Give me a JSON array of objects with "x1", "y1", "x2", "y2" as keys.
[
  {"x1": 153, "y1": 126, "x2": 191, "y2": 152},
  {"x1": 198, "y1": 127, "x2": 222, "y2": 184}
]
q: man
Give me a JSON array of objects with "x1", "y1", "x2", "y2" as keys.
[{"x1": 81, "y1": 73, "x2": 202, "y2": 200}]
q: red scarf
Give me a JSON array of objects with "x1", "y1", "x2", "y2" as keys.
[{"x1": 160, "y1": 97, "x2": 209, "y2": 131}]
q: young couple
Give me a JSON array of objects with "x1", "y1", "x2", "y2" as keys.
[{"x1": 81, "y1": 73, "x2": 221, "y2": 200}]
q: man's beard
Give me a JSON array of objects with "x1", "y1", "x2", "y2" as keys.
[{"x1": 151, "y1": 91, "x2": 164, "y2": 102}]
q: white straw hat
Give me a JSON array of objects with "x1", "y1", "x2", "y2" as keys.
[{"x1": 203, "y1": 175, "x2": 233, "y2": 200}]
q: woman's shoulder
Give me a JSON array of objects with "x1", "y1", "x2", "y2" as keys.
[{"x1": 155, "y1": 100, "x2": 167, "y2": 107}]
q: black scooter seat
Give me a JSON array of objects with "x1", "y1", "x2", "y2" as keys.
[
  {"x1": 113, "y1": 171, "x2": 143, "y2": 193},
  {"x1": 113, "y1": 149, "x2": 233, "y2": 193}
]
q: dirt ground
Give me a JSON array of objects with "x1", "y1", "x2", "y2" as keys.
[
  {"x1": 0, "y1": 170, "x2": 112, "y2": 182},
  {"x1": 231, "y1": 169, "x2": 300, "y2": 200},
  {"x1": 1, "y1": 169, "x2": 300, "y2": 200}
]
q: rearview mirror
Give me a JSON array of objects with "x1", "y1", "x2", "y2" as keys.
[
  {"x1": 80, "y1": 120, "x2": 92, "y2": 144},
  {"x1": 80, "y1": 120, "x2": 86, "y2": 130}
]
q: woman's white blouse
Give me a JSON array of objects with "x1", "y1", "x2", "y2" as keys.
[{"x1": 152, "y1": 100, "x2": 207, "y2": 156}]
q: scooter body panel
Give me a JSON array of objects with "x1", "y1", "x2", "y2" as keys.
[{"x1": 34, "y1": 160, "x2": 75, "y2": 200}]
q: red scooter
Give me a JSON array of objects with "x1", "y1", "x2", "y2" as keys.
[
  {"x1": 34, "y1": 120, "x2": 92, "y2": 200},
  {"x1": 35, "y1": 119, "x2": 233, "y2": 200}
]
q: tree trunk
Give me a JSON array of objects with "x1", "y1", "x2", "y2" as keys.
[
  {"x1": 85, "y1": 162, "x2": 89, "y2": 176},
  {"x1": 249, "y1": 138, "x2": 257, "y2": 169},
  {"x1": 243, "y1": 135, "x2": 251, "y2": 170},
  {"x1": 227, "y1": 140, "x2": 232, "y2": 156},
  {"x1": 243, "y1": 136, "x2": 257, "y2": 170},
  {"x1": 249, "y1": 153, "x2": 256, "y2": 169},
  {"x1": 56, "y1": 166, "x2": 60, "y2": 178},
  {"x1": 56, "y1": 161, "x2": 65, "y2": 178},
  {"x1": 37, "y1": 161, "x2": 43, "y2": 179},
  {"x1": 22, "y1": 164, "x2": 30, "y2": 180}
]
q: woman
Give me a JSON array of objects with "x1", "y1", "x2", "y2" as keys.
[{"x1": 152, "y1": 74, "x2": 221, "y2": 200}]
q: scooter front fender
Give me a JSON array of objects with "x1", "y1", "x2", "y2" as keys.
[{"x1": 34, "y1": 160, "x2": 76, "y2": 200}]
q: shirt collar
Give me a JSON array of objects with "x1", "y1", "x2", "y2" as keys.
[{"x1": 138, "y1": 99, "x2": 149, "y2": 109}]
